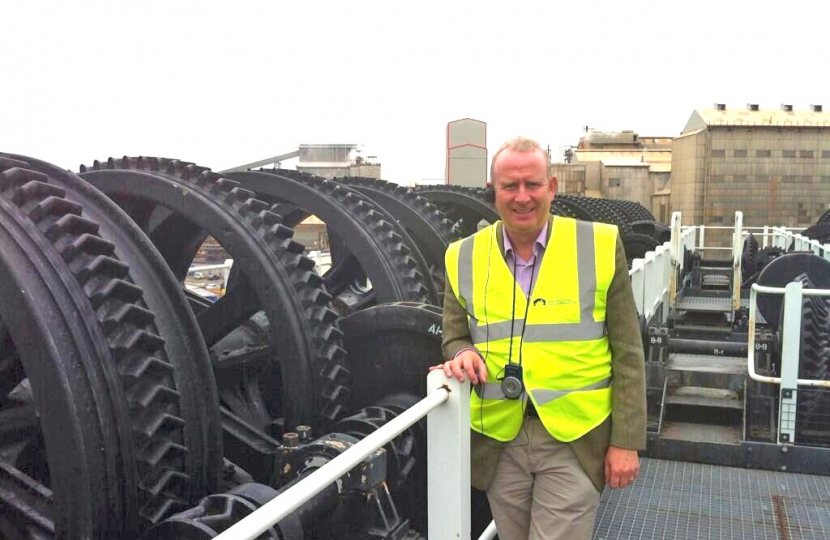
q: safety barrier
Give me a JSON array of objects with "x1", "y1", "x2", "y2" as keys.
[
  {"x1": 628, "y1": 211, "x2": 695, "y2": 323},
  {"x1": 747, "y1": 282, "x2": 830, "y2": 444},
  {"x1": 213, "y1": 371, "x2": 471, "y2": 540},
  {"x1": 770, "y1": 227, "x2": 830, "y2": 261}
]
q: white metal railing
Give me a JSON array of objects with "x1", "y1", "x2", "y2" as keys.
[
  {"x1": 213, "y1": 371, "x2": 470, "y2": 540},
  {"x1": 770, "y1": 227, "x2": 830, "y2": 261},
  {"x1": 747, "y1": 281, "x2": 830, "y2": 444},
  {"x1": 629, "y1": 211, "x2": 695, "y2": 322}
]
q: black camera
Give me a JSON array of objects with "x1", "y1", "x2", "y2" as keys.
[{"x1": 501, "y1": 363, "x2": 524, "y2": 400}]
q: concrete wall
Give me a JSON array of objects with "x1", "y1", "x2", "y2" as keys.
[
  {"x1": 706, "y1": 128, "x2": 830, "y2": 228},
  {"x1": 670, "y1": 132, "x2": 706, "y2": 225},
  {"x1": 600, "y1": 165, "x2": 652, "y2": 209},
  {"x1": 348, "y1": 164, "x2": 381, "y2": 179},
  {"x1": 550, "y1": 164, "x2": 586, "y2": 194},
  {"x1": 671, "y1": 126, "x2": 830, "y2": 252}
]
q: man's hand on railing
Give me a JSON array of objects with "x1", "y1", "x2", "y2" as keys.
[{"x1": 430, "y1": 349, "x2": 488, "y2": 385}]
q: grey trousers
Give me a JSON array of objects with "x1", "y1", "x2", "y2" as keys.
[{"x1": 486, "y1": 417, "x2": 600, "y2": 540}]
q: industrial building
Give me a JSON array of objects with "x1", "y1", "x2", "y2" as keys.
[
  {"x1": 222, "y1": 143, "x2": 381, "y2": 180},
  {"x1": 671, "y1": 104, "x2": 830, "y2": 239},
  {"x1": 551, "y1": 130, "x2": 672, "y2": 220},
  {"x1": 295, "y1": 143, "x2": 381, "y2": 179}
]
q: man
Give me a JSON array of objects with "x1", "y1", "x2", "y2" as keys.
[{"x1": 436, "y1": 137, "x2": 646, "y2": 540}]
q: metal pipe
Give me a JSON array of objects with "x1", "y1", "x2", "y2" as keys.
[
  {"x1": 477, "y1": 520, "x2": 498, "y2": 540},
  {"x1": 747, "y1": 284, "x2": 830, "y2": 388},
  {"x1": 213, "y1": 386, "x2": 451, "y2": 540},
  {"x1": 669, "y1": 338, "x2": 748, "y2": 356}
]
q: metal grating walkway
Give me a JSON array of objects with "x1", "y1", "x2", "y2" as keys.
[{"x1": 593, "y1": 458, "x2": 830, "y2": 539}]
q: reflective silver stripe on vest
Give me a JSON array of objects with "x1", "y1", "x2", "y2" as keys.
[
  {"x1": 465, "y1": 220, "x2": 606, "y2": 344},
  {"x1": 531, "y1": 376, "x2": 612, "y2": 405},
  {"x1": 575, "y1": 220, "x2": 597, "y2": 324},
  {"x1": 470, "y1": 319, "x2": 605, "y2": 343},
  {"x1": 458, "y1": 236, "x2": 475, "y2": 317},
  {"x1": 473, "y1": 376, "x2": 611, "y2": 402},
  {"x1": 474, "y1": 383, "x2": 508, "y2": 400}
]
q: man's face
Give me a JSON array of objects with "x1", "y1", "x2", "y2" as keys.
[{"x1": 492, "y1": 148, "x2": 556, "y2": 237}]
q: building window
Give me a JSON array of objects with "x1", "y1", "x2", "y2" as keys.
[
  {"x1": 711, "y1": 149, "x2": 726, "y2": 157},
  {"x1": 782, "y1": 175, "x2": 796, "y2": 183},
  {"x1": 711, "y1": 216, "x2": 725, "y2": 224},
  {"x1": 608, "y1": 178, "x2": 621, "y2": 187},
  {"x1": 756, "y1": 150, "x2": 771, "y2": 157},
  {"x1": 822, "y1": 176, "x2": 830, "y2": 183},
  {"x1": 822, "y1": 150, "x2": 830, "y2": 158},
  {"x1": 800, "y1": 150, "x2": 814, "y2": 158},
  {"x1": 733, "y1": 149, "x2": 747, "y2": 157},
  {"x1": 733, "y1": 175, "x2": 746, "y2": 183},
  {"x1": 756, "y1": 175, "x2": 769, "y2": 184},
  {"x1": 783, "y1": 150, "x2": 796, "y2": 158}
]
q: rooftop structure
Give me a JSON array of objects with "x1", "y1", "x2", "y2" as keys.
[{"x1": 671, "y1": 103, "x2": 830, "y2": 244}]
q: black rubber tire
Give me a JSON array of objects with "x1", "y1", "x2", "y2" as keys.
[
  {"x1": 612, "y1": 199, "x2": 655, "y2": 222},
  {"x1": 337, "y1": 302, "x2": 493, "y2": 538},
  {"x1": 801, "y1": 222, "x2": 830, "y2": 244},
  {"x1": 226, "y1": 170, "x2": 433, "y2": 306},
  {"x1": 7, "y1": 154, "x2": 225, "y2": 520},
  {"x1": 784, "y1": 274, "x2": 830, "y2": 445},
  {"x1": 0, "y1": 158, "x2": 182, "y2": 537},
  {"x1": 79, "y1": 158, "x2": 351, "y2": 431},
  {"x1": 333, "y1": 175, "x2": 461, "y2": 298},
  {"x1": 412, "y1": 185, "x2": 499, "y2": 236},
  {"x1": 622, "y1": 233, "x2": 661, "y2": 265},
  {"x1": 631, "y1": 220, "x2": 671, "y2": 244},
  {"x1": 756, "y1": 252, "x2": 830, "y2": 332},
  {"x1": 248, "y1": 168, "x2": 440, "y2": 308}
]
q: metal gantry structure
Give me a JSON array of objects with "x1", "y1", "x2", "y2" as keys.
[{"x1": 0, "y1": 151, "x2": 829, "y2": 539}]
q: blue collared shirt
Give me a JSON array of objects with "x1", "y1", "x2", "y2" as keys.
[{"x1": 503, "y1": 222, "x2": 548, "y2": 296}]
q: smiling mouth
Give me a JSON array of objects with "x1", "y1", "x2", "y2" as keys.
[{"x1": 513, "y1": 208, "x2": 535, "y2": 215}]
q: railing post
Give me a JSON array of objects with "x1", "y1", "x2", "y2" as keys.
[
  {"x1": 669, "y1": 212, "x2": 682, "y2": 310},
  {"x1": 762, "y1": 225, "x2": 769, "y2": 249},
  {"x1": 630, "y1": 258, "x2": 645, "y2": 317},
  {"x1": 778, "y1": 281, "x2": 803, "y2": 444},
  {"x1": 643, "y1": 252, "x2": 656, "y2": 320},
  {"x1": 732, "y1": 211, "x2": 743, "y2": 312},
  {"x1": 662, "y1": 243, "x2": 671, "y2": 324},
  {"x1": 428, "y1": 371, "x2": 471, "y2": 540}
]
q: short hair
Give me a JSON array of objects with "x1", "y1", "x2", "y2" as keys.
[{"x1": 490, "y1": 137, "x2": 551, "y2": 184}]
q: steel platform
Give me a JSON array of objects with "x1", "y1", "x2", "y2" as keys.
[
  {"x1": 676, "y1": 295, "x2": 733, "y2": 312},
  {"x1": 593, "y1": 458, "x2": 830, "y2": 539}
]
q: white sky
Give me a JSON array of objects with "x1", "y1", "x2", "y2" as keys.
[{"x1": 3, "y1": 0, "x2": 829, "y2": 184}]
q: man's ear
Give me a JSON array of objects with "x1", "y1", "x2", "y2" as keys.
[
  {"x1": 483, "y1": 183, "x2": 495, "y2": 204},
  {"x1": 549, "y1": 175, "x2": 558, "y2": 195}
]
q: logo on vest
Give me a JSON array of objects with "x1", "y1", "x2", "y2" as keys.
[{"x1": 532, "y1": 297, "x2": 576, "y2": 307}]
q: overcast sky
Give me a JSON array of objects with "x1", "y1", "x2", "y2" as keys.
[{"x1": 3, "y1": 1, "x2": 829, "y2": 184}]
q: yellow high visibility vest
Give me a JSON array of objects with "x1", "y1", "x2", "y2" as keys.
[{"x1": 445, "y1": 217, "x2": 617, "y2": 442}]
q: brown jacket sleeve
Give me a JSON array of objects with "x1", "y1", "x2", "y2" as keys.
[
  {"x1": 604, "y1": 234, "x2": 647, "y2": 450},
  {"x1": 441, "y1": 270, "x2": 475, "y2": 361}
]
